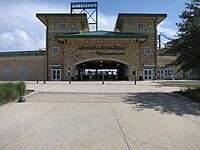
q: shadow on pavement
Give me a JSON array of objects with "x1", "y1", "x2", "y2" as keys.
[{"x1": 123, "y1": 92, "x2": 200, "y2": 116}]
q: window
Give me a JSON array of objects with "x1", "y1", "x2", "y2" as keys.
[
  {"x1": 144, "y1": 47, "x2": 152, "y2": 54},
  {"x1": 143, "y1": 69, "x2": 152, "y2": 80},
  {"x1": 183, "y1": 70, "x2": 189, "y2": 79},
  {"x1": 60, "y1": 23, "x2": 66, "y2": 30},
  {"x1": 164, "y1": 68, "x2": 173, "y2": 77},
  {"x1": 137, "y1": 23, "x2": 144, "y2": 30},
  {"x1": 52, "y1": 69, "x2": 61, "y2": 80},
  {"x1": 158, "y1": 69, "x2": 164, "y2": 80},
  {"x1": 52, "y1": 47, "x2": 60, "y2": 54},
  {"x1": 1, "y1": 68, "x2": 11, "y2": 76},
  {"x1": 19, "y1": 67, "x2": 29, "y2": 77}
]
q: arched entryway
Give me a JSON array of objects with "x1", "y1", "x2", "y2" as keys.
[{"x1": 75, "y1": 58, "x2": 129, "y2": 81}]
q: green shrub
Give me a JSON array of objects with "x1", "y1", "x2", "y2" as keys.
[{"x1": 0, "y1": 81, "x2": 25, "y2": 105}]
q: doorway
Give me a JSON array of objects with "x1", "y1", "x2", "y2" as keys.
[
  {"x1": 52, "y1": 69, "x2": 61, "y2": 80},
  {"x1": 143, "y1": 69, "x2": 152, "y2": 80},
  {"x1": 75, "y1": 59, "x2": 128, "y2": 81},
  {"x1": 158, "y1": 69, "x2": 164, "y2": 80}
]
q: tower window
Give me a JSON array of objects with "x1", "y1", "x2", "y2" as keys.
[
  {"x1": 52, "y1": 47, "x2": 60, "y2": 54},
  {"x1": 144, "y1": 47, "x2": 152, "y2": 54},
  {"x1": 137, "y1": 23, "x2": 144, "y2": 30},
  {"x1": 60, "y1": 23, "x2": 66, "y2": 30}
]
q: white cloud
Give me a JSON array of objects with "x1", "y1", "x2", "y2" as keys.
[
  {"x1": 0, "y1": 0, "x2": 69, "y2": 51},
  {"x1": 98, "y1": 13, "x2": 117, "y2": 31},
  {"x1": 157, "y1": 22, "x2": 178, "y2": 46},
  {"x1": 0, "y1": 28, "x2": 45, "y2": 51},
  {"x1": 158, "y1": 22, "x2": 177, "y2": 38}
]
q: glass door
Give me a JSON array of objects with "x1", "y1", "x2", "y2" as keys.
[
  {"x1": 143, "y1": 69, "x2": 152, "y2": 80},
  {"x1": 158, "y1": 69, "x2": 164, "y2": 80},
  {"x1": 52, "y1": 69, "x2": 61, "y2": 80}
]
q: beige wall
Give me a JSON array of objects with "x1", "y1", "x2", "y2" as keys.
[{"x1": 0, "y1": 56, "x2": 45, "y2": 81}]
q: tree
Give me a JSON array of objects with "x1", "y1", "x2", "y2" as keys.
[{"x1": 167, "y1": 0, "x2": 200, "y2": 72}]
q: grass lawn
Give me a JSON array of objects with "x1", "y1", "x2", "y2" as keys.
[
  {"x1": 159, "y1": 82, "x2": 200, "y2": 103},
  {"x1": 162, "y1": 83, "x2": 200, "y2": 87}
]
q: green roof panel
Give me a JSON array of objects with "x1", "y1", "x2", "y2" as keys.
[{"x1": 55, "y1": 30, "x2": 148, "y2": 39}]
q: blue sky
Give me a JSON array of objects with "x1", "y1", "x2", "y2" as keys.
[{"x1": 0, "y1": 0, "x2": 191, "y2": 51}]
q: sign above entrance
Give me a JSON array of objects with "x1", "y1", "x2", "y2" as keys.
[
  {"x1": 96, "y1": 51, "x2": 125, "y2": 55},
  {"x1": 78, "y1": 45, "x2": 125, "y2": 50}
]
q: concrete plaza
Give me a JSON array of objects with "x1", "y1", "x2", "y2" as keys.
[{"x1": 0, "y1": 81, "x2": 200, "y2": 150}]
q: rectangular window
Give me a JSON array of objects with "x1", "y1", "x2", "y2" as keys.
[
  {"x1": 19, "y1": 67, "x2": 29, "y2": 77},
  {"x1": 144, "y1": 47, "x2": 152, "y2": 54},
  {"x1": 1, "y1": 68, "x2": 11, "y2": 76},
  {"x1": 52, "y1": 47, "x2": 60, "y2": 54},
  {"x1": 183, "y1": 70, "x2": 189, "y2": 79},
  {"x1": 60, "y1": 23, "x2": 66, "y2": 30},
  {"x1": 137, "y1": 23, "x2": 144, "y2": 30},
  {"x1": 164, "y1": 68, "x2": 173, "y2": 77}
]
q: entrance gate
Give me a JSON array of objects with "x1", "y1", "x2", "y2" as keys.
[{"x1": 75, "y1": 59, "x2": 128, "y2": 81}]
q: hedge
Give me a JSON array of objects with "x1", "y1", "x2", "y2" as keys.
[{"x1": 0, "y1": 82, "x2": 25, "y2": 105}]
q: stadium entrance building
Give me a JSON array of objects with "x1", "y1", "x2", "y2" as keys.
[
  {"x1": 36, "y1": 2, "x2": 167, "y2": 80},
  {"x1": 36, "y1": 10, "x2": 166, "y2": 81}
]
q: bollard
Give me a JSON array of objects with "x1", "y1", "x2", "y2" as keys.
[
  {"x1": 134, "y1": 76, "x2": 136, "y2": 85},
  {"x1": 37, "y1": 75, "x2": 39, "y2": 84},
  {"x1": 102, "y1": 73, "x2": 104, "y2": 85},
  {"x1": 69, "y1": 75, "x2": 71, "y2": 84}
]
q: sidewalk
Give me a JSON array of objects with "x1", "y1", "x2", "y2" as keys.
[{"x1": 0, "y1": 81, "x2": 200, "y2": 150}]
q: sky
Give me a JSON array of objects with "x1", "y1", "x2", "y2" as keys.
[{"x1": 0, "y1": 0, "x2": 191, "y2": 52}]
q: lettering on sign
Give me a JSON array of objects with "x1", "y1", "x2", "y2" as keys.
[
  {"x1": 71, "y1": 2, "x2": 97, "y2": 9},
  {"x1": 71, "y1": 3, "x2": 97, "y2": 8},
  {"x1": 96, "y1": 51, "x2": 125, "y2": 56},
  {"x1": 78, "y1": 45, "x2": 125, "y2": 50}
]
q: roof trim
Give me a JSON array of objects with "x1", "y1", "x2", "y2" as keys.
[
  {"x1": 36, "y1": 13, "x2": 88, "y2": 26},
  {"x1": 117, "y1": 13, "x2": 167, "y2": 18},
  {"x1": 36, "y1": 13, "x2": 87, "y2": 17}
]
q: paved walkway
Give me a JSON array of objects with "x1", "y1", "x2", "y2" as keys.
[{"x1": 0, "y1": 81, "x2": 200, "y2": 150}]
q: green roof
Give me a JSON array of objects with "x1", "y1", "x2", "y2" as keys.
[{"x1": 55, "y1": 30, "x2": 148, "y2": 39}]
